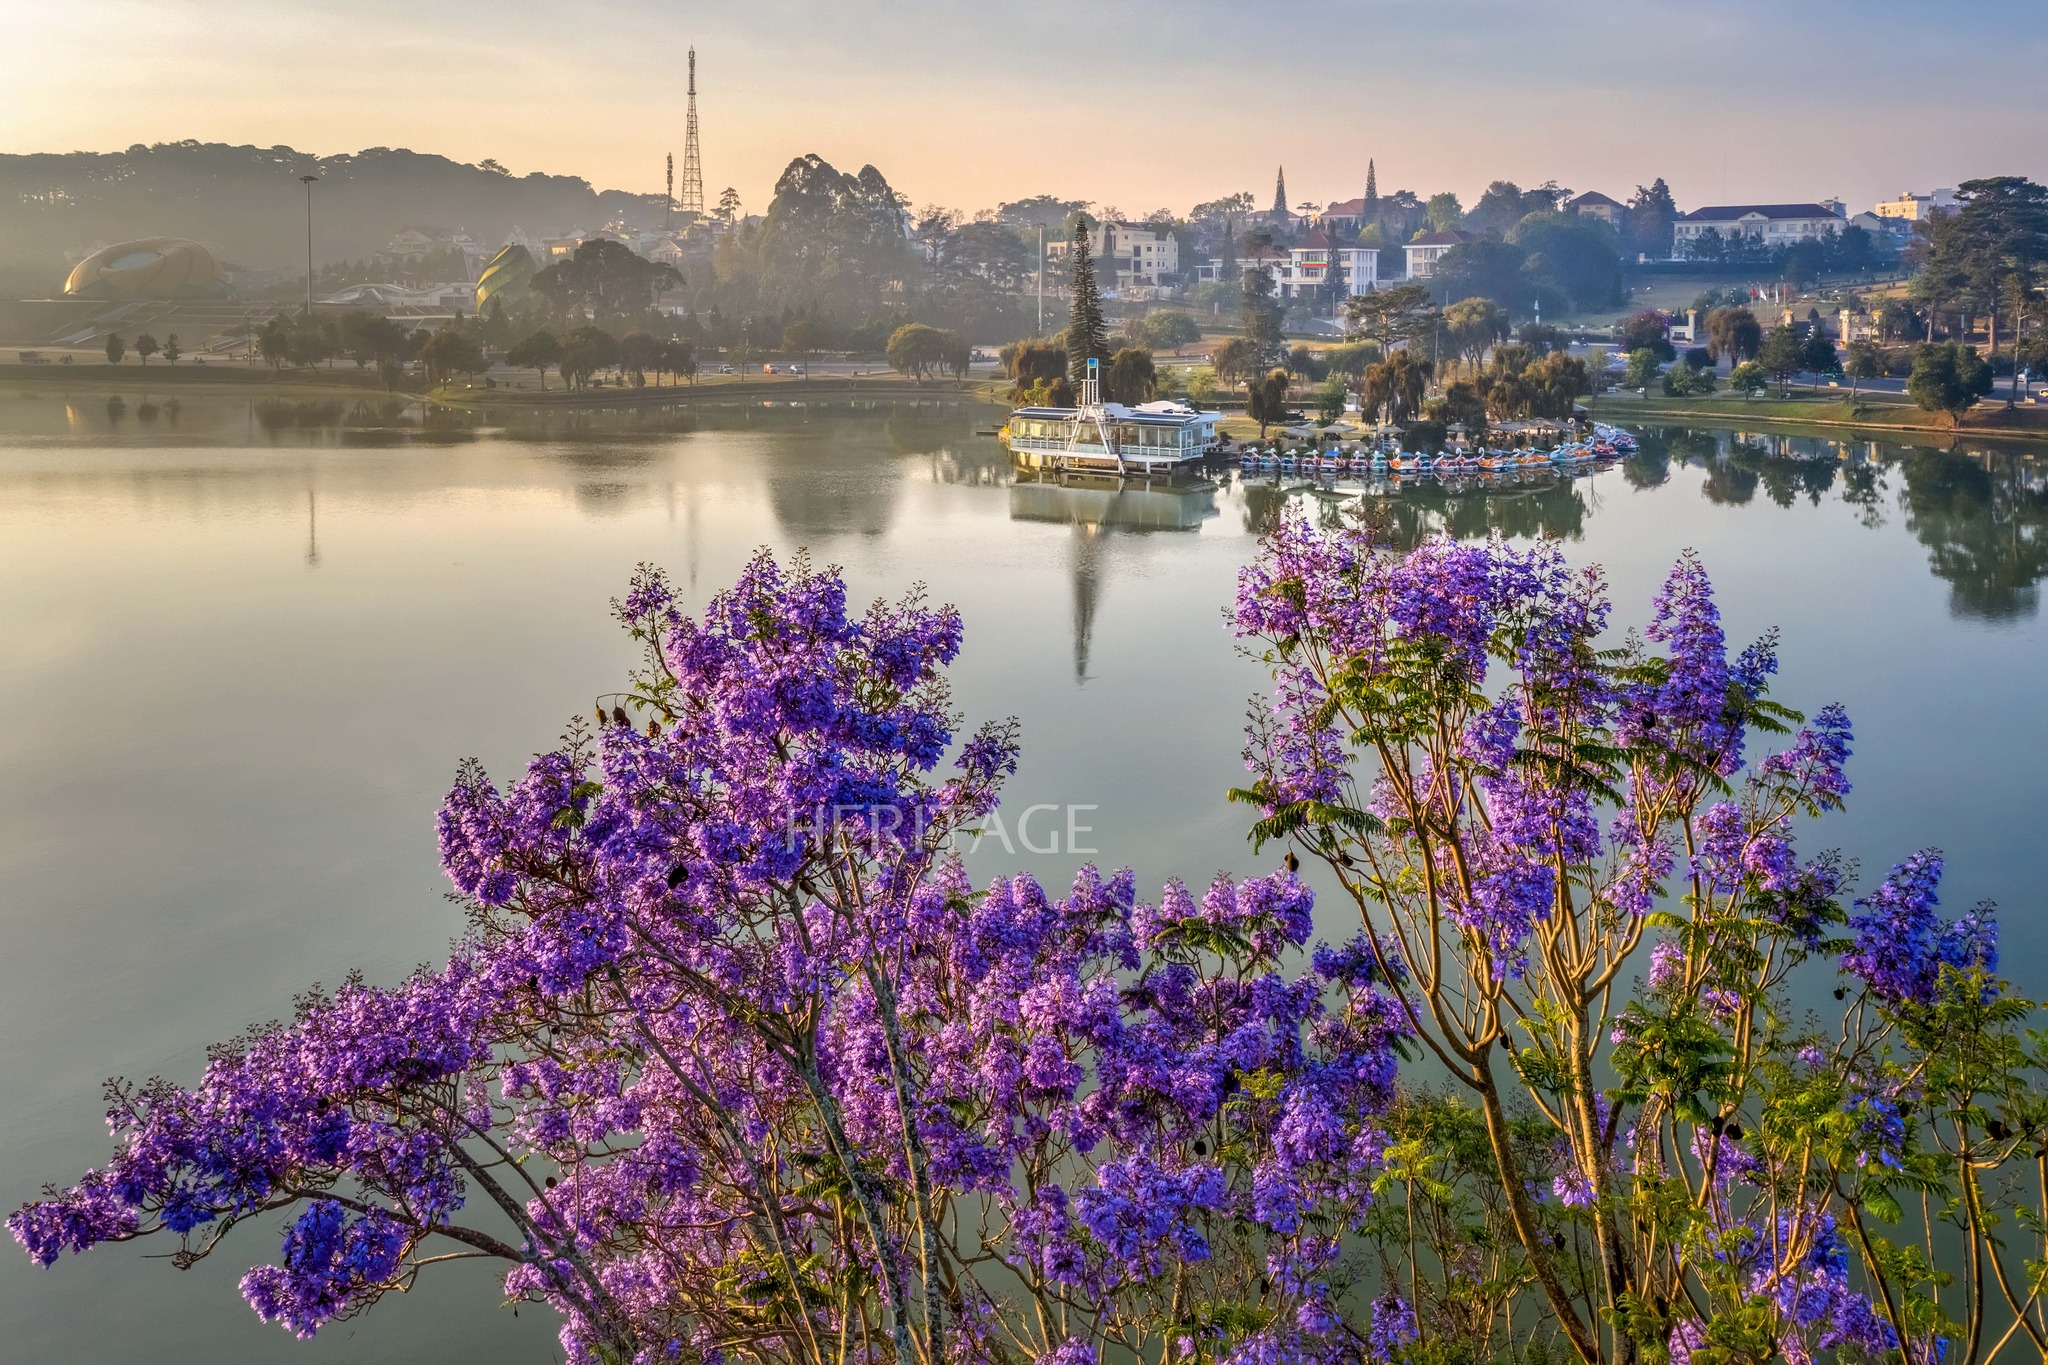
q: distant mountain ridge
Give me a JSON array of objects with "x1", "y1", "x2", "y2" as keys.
[{"x1": 0, "y1": 140, "x2": 668, "y2": 289}]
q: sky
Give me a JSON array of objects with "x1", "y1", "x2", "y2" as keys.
[{"x1": 6, "y1": 0, "x2": 2046, "y2": 218}]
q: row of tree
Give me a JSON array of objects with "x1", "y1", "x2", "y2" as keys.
[{"x1": 101, "y1": 332, "x2": 183, "y2": 365}]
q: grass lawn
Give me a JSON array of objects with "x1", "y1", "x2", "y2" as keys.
[
  {"x1": 1597, "y1": 388, "x2": 2048, "y2": 440},
  {"x1": 1551, "y1": 270, "x2": 1911, "y2": 331}
]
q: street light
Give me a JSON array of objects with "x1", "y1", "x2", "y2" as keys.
[{"x1": 299, "y1": 175, "x2": 319, "y2": 314}]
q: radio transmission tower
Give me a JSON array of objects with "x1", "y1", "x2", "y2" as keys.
[
  {"x1": 679, "y1": 48, "x2": 705, "y2": 218},
  {"x1": 665, "y1": 152, "x2": 674, "y2": 229}
]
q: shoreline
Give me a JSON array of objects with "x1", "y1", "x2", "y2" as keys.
[
  {"x1": 1594, "y1": 393, "x2": 2048, "y2": 446},
  {"x1": 0, "y1": 365, "x2": 1007, "y2": 410}
]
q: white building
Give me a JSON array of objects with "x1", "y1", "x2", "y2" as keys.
[
  {"x1": 1672, "y1": 203, "x2": 1848, "y2": 257},
  {"x1": 1048, "y1": 222, "x2": 1180, "y2": 292},
  {"x1": 381, "y1": 227, "x2": 488, "y2": 274},
  {"x1": 1285, "y1": 231, "x2": 1377, "y2": 305},
  {"x1": 501, "y1": 226, "x2": 549, "y2": 258},
  {"x1": 1207, "y1": 237, "x2": 1379, "y2": 306},
  {"x1": 1403, "y1": 229, "x2": 1472, "y2": 279},
  {"x1": 1873, "y1": 189, "x2": 1955, "y2": 223}
]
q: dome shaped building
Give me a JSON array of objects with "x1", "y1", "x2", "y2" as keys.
[
  {"x1": 474, "y1": 244, "x2": 538, "y2": 313},
  {"x1": 63, "y1": 238, "x2": 225, "y2": 300}
]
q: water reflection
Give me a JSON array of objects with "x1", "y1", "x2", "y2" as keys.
[
  {"x1": 1371, "y1": 476, "x2": 1591, "y2": 546},
  {"x1": 1627, "y1": 424, "x2": 2048, "y2": 620},
  {"x1": 12, "y1": 387, "x2": 2048, "y2": 629},
  {"x1": 1897, "y1": 449, "x2": 2048, "y2": 620},
  {"x1": 1008, "y1": 474, "x2": 1222, "y2": 681}
]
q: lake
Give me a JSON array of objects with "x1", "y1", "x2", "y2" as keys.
[{"x1": 1, "y1": 390, "x2": 2044, "y2": 1362}]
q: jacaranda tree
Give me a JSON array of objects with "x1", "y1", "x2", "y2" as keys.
[
  {"x1": 12, "y1": 532, "x2": 2045, "y2": 1365},
  {"x1": 1230, "y1": 519, "x2": 2040, "y2": 1365}
]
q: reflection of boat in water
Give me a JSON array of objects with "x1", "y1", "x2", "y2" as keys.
[
  {"x1": 1009, "y1": 471, "x2": 1221, "y2": 683},
  {"x1": 1009, "y1": 473, "x2": 1220, "y2": 531}
]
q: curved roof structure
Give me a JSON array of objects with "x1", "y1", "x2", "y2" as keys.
[
  {"x1": 475, "y1": 244, "x2": 537, "y2": 313},
  {"x1": 63, "y1": 238, "x2": 224, "y2": 300}
]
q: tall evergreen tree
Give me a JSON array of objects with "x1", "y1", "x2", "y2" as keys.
[
  {"x1": 1272, "y1": 167, "x2": 1288, "y2": 217},
  {"x1": 1066, "y1": 218, "x2": 1110, "y2": 385},
  {"x1": 1627, "y1": 178, "x2": 1679, "y2": 259}
]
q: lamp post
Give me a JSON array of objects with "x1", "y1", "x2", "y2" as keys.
[{"x1": 299, "y1": 175, "x2": 319, "y2": 314}]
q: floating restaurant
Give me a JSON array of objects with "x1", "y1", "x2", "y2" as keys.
[{"x1": 1005, "y1": 358, "x2": 1220, "y2": 474}]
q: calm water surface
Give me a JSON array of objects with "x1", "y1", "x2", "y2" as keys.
[{"x1": 1, "y1": 391, "x2": 2044, "y2": 1361}]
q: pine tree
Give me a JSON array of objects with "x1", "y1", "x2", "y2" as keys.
[
  {"x1": 1066, "y1": 218, "x2": 1109, "y2": 385},
  {"x1": 1364, "y1": 159, "x2": 1378, "y2": 207},
  {"x1": 1272, "y1": 167, "x2": 1289, "y2": 217}
]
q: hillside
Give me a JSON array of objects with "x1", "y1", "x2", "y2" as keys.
[{"x1": 0, "y1": 141, "x2": 668, "y2": 293}]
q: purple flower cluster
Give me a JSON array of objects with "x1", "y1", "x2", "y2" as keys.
[{"x1": 1843, "y1": 851, "x2": 2000, "y2": 1007}]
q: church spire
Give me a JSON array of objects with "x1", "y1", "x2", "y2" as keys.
[
  {"x1": 1273, "y1": 166, "x2": 1288, "y2": 216},
  {"x1": 1364, "y1": 159, "x2": 1378, "y2": 205}
]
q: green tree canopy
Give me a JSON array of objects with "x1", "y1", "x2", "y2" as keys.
[
  {"x1": 1428, "y1": 239, "x2": 1529, "y2": 314},
  {"x1": 660, "y1": 337, "x2": 697, "y2": 384},
  {"x1": 532, "y1": 238, "x2": 682, "y2": 326},
  {"x1": 1510, "y1": 211, "x2": 1624, "y2": 311},
  {"x1": 419, "y1": 327, "x2": 486, "y2": 387},
  {"x1": 1758, "y1": 325, "x2": 1805, "y2": 394},
  {"x1": 1616, "y1": 309, "x2": 1675, "y2": 360},
  {"x1": 618, "y1": 331, "x2": 659, "y2": 384},
  {"x1": 558, "y1": 324, "x2": 619, "y2": 389},
  {"x1": 505, "y1": 329, "x2": 560, "y2": 388},
  {"x1": 1626, "y1": 178, "x2": 1679, "y2": 258},
  {"x1": 1104, "y1": 347, "x2": 1156, "y2": 404},
  {"x1": 1361, "y1": 348, "x2": 1433, "y2": 426},
  {"x1": 1907, "y1": 342, "x2": 1994, "y2": 425},
  {"x1": 1141, "y1": 311, "x2": 1202, "y2": 353},
  {"x1": 1238, "y1": 266, "x2": 1284, "y2": 365},
  {"x1": 1444, "y1": 296, "x2": 1511, "y2": 369},
  {"x1": 1705, "y1": 306, "x2": 1763, "y2": 365},
  {"x1": 886, "y1": 322, "x2": 947, "y2": 384},
  {"x1": 1343, "y1": 283, "x2": 1436, "y2": 354},
  {"x1": 1246, "y1": 366, "x2": 1291, "y2": 436},
  {"x1": 1211, "y1": 335, "x2": 1260, "y2": 384},
  {"x1": 339, "y1": 310, "x2": 410, "y2": 368}
]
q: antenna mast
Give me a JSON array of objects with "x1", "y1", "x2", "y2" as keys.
[{"x1": 680, "y1": 48, "x2": 706, "y2": 217}]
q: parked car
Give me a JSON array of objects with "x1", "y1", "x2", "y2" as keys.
[
  {"x1": 789, "y1": 364, "x2": 807, "y2": 376},
  {"x1": 718, "y1": 364, "x2": 735, "y2": 375}
]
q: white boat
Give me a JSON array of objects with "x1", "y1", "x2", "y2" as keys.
[{"x1": 1006, "y1": 358, "x2": 1221, "y2": 474}]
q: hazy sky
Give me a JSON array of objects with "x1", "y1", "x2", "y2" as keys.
[{"x1": 8, "y1": 0, "x2": 2045, "y2": 217}]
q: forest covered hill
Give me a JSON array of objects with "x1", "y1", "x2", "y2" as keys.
[{"x1": 0, "y1": 140, "x2": 665, "y2": 292}]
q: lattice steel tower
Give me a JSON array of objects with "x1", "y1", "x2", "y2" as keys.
[{"x1": 679, "y1": 48, "x2": 706, "y2": 217}]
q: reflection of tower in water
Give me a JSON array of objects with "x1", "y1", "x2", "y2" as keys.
[
  {"x1": 1010, "y1": 476, "x2": 1221, "y2": 685},
  {"x1": 1069, "y1": 520, "x2": 1104, "y2": 684}
]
